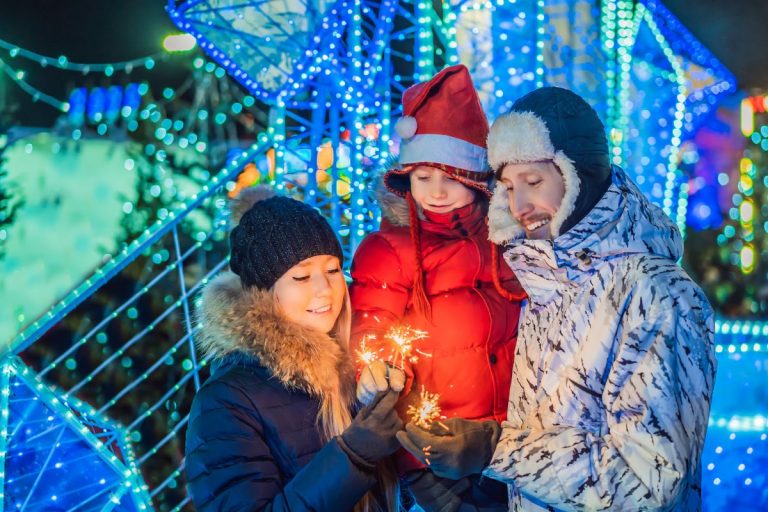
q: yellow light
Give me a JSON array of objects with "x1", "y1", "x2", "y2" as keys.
[
  {"x1": 741, "y1": 99, "x2": 754, "y2": 137},
  {"x1": 609, "y1": 127, "x2": 623, "y2": 145},
  {"x1": 740, "y1": 157, "x2": 754, "y2": 176},
  {"x1": 162, "y1": 33, "x2": 196, "y2": 53},
  {"x1": 740, "y1": 175, "x2": 753, "y2": 194},
  {"x1": 740, "y1": 245, "x2": 755, "y2": 274}
]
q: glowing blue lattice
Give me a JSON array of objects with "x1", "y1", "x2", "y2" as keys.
[
  {"x1": 639, "y1": 0, "x2": 736, "y2": 136},
  {"x1": 0, "y1": 357, "x2": 152, "y2": 511},
  {"x1": 616, "y1": 1, "x2": 686, "y2": 231},
  {"x1": 168, "y1": 0, "x2": 338, "y2": 103},
  {"x1": 454, "y1": 0, "x2": 545, "y2": 120},
  {"x1": 168, "y1": 0, "x2": 399, "y2": 110}
]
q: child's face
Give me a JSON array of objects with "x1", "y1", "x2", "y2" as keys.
[
  {"x1": 409, "y1": 165, "x2": 475, "y2": 214},
  {"x1": 272, "y1": 255, "x2": 346, "y2": 334},
  {"x1": 499, "y1": 161, "x2": 565, "y2": 240}
]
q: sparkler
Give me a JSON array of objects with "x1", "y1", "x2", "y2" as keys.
[
  {"x1": 384, "y1": 324, "x2": 429, "y2": 369},
  {"x1": 407, "y1": 385, "x2": 447, "y2": 430},
  {"x1": 355, "y1": 334, "x2": 382, "y2": 366}
]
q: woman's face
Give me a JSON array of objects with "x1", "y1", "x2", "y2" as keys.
[
  {"x1": 499, "y1": 161, "x2": 565, "y2": 240},
  {"x1": 273, "y1": 254, "x2": 346, "y2": 334}
]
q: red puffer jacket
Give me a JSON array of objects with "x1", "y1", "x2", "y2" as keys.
[{"x1": 350, "y1": 193, "x2": 523, "y2": 472}]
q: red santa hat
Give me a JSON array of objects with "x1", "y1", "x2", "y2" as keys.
[{"x1": 384, "y1": 64, "x2": 492, "y2": 197}]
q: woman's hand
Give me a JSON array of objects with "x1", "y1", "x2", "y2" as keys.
[
  {"x1": 356, "y1": 360, "x2": 405, "y2": 404},
  {"x1": 338, "y1": 389, "x2": 405, "y2": 470}
]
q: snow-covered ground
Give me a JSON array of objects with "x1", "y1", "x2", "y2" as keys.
[{"x1": 1, "y1": 133, "x2": 137, "y2": 347}]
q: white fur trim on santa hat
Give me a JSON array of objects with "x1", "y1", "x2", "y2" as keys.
[
  {"x1": 395, "y1": 116, "x2": 418, "y2": 139},
  {"x1": 399, "y1": 134, "x2": 488, "y2": 174},
  {"x1": 486, "y1": 111, "x2": 581, "y2": 241}
]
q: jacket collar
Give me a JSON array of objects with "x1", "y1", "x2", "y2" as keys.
[
  {"x1": 503, "y1": 167, "x2": 682, "y2": 304},
  {"x1": 196, "y1": 272, "x2": 356, "y2": 403}
]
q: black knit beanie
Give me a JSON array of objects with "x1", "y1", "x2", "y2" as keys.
[{"x1": 229, "y1": 186, "x2": 343, "y2": 290}]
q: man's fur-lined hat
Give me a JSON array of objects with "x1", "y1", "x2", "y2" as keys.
[{"x1": 487, "y1": 87, "x2": 612, "y2": 243}]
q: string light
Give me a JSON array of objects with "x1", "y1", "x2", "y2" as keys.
[{"x1": 0, "y1": 38, "x2": 164, "y2": 74}]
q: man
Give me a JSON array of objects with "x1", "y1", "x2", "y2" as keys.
[{"x1": 397, "y1": 87, "x2": 717, "y2": 511}]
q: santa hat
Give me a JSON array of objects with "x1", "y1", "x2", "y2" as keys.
[
  {"x1": 487, "y1": 87, "x2": 612, "y2": 243},
  {"x1": 385, "y1": 64, "x2": 493, "y2": 197}
]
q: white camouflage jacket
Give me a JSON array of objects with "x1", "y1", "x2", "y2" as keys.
[{"x1": 484, "y1": 168, "x2": 717, "y2": 511}]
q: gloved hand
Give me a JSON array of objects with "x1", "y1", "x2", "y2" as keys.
[
  {"x1": 406, "y1": 470, "x2": 471, "y2": 512},
  {"x1": 396, "y1": 417, "x2": 501, "y2": 479},
  {"x1": 356, "y1": 360, "x2": 405, "y2": 404},
  {"x1": 338, "y1": 389, "x2": 404, "y2": 471}
]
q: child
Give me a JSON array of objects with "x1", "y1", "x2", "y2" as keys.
[
  {"x1": 349, "y1": 65, "x2": 526, "y2": 509},
  {"x1": 185, "y1": 187, "x2": 405, "y2": 511}
]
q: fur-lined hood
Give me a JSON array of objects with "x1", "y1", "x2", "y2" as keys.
[
  {"x1": 375, "y1": 158, "x2": 412, "y2": 227},
  {"x1": 196, "y1": 271, "x2": 356, "y2": 403}
]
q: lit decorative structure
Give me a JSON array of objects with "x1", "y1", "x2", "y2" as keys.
[
  {"x1": 0, "y1": 357, "x2": 152, "y2": 511},
  {"x1": 604, "y1": 0, "x2": 736, "y2": 238}
]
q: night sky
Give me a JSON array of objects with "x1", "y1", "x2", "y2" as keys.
[{"x1": 1, "y1": 0, "x2": 766, "y2": 127}]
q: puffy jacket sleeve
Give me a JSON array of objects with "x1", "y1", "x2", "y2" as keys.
[
  {"x1": 350, "y1": 232, "x2": 414, "y2": 377},
  {"x1": 484, "y1": 275, "x2": 716, "y2": 511},
  {"x1": 185, "y1": 379, "x2": 376, "y2": 512}
]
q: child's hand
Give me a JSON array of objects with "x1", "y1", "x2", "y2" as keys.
[{"x1": 356, "y1": 360, "x2": 406, "y2": 404}]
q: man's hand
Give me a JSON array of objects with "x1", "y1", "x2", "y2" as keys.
[
  {"x1": 396, "y1": 417, "x2": 501, "y2": 480},
  {"x1": 406, "y1": 470, "x2": 471, "y2": 512},
  {"x1": 356, "y1": 360, "x2": 405, "y2": 404}
]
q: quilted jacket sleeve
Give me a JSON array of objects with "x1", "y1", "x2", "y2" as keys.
[
  {"x1": 350, "y1": 233, "x2": 414, "y2": 380},
  {"x1": 185, "y1": 379, "x2": 376, "y2": 512},
  {"x1": 484, "y1": 276, "x2": 716, "y2": 511}
]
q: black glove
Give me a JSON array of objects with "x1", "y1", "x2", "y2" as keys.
[
  {"x1": 338, "y1": 389, "x2": 403, "y2": 471},
  {"x1": 396, "y1": 417, "x2": 501, "y2": 479},
  {"x1": 406, "y1": 470, "x2": 471, "y2": 512}
]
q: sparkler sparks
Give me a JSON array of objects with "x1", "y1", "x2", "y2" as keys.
[
  {"x1": 355, "y1": 334, "x2": 382, "y2": 366},
  {"x1": 407, "y1": 385, "x2": 443, "y2": 430},
  {"x1": 384, "y1": 324, "x2": 429, "y2": 368}
]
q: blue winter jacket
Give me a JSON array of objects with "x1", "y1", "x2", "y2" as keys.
[{"x1": 185, "y1": 272, "x2": 377, "y2": 511}]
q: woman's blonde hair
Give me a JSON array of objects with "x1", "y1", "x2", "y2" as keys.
[{"x1": 274, "y1": 277, "x2": 401, "y2": 511}]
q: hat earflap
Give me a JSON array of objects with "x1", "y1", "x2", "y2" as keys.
[
  {"x1": 549, "y1": 151, "x2": 580, "y2": 238},
  {"x1": 488, "y1": 183, "x2": 523, "y2": 245}
]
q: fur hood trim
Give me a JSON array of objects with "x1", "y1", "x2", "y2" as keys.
[
  {"x1": 375, "y1": 156, "x2": 413, "y2": 227},
  {"x1": 376, "y1": 173, "x2": 412, "y2": 226},
  {"x1": 196, "y1": 271, "x2": 356, "y2": 403},
  {"x1": 487, "y1": 111, "x2": 580, "y2": 242}
]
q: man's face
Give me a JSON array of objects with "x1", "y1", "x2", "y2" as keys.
[{"x1": 499, "y1": 161, "x2": 565, "y2": 240}]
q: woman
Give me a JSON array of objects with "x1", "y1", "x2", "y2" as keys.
[{"x1": 185, "y1": 186, "x2": 404, "y2": 511}]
